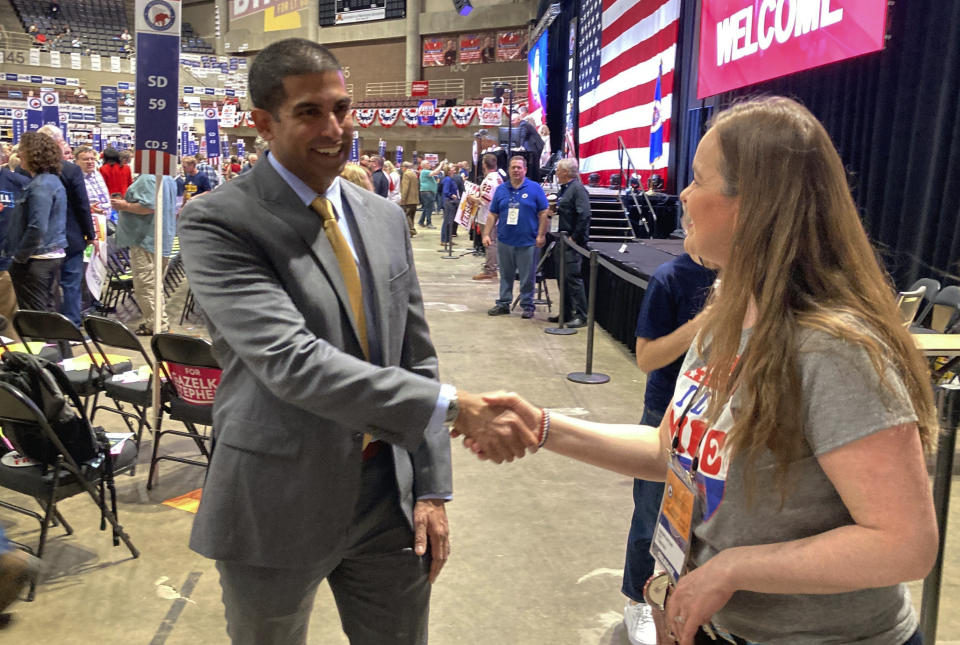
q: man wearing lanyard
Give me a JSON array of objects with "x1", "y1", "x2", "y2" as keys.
[
  {"x1": 484, "y1": 155, "x2": 549, "y2": 319},
  {"x1": 76, "y1": 146, "x2": 111, "y2": 220}
]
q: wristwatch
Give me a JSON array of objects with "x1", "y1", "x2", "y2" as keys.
[{"x1": 444, "y1": 391, "x2": 460, "y2": 426}]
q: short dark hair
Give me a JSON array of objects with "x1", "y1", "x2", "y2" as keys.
[
  {"x1": 249, "y1": 38, "x2": 342, "y2": 115},
  {"x1": 102, "y1": 147, "x2": 121, "y2": 164},
  {"x1": 74, "y1": 145, "x2": 95, "y2": 159},
  {"x1": 509, "y1": 155, "x2": 527, "y2": 168},
  {"x1": 19, "y1": 132, "x2": 62, "y2": 175}
]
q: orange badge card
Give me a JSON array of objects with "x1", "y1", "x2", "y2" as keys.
[{"x1": 661, "y1": 466, "x2": 694, "y2": 539}]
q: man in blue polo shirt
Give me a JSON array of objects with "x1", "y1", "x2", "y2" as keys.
[{"x1": 483, "y1": 155, "x2": 548, "y2": 319}]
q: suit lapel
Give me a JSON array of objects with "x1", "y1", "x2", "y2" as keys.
[
  {"x1": 340, "y1": 181, "x2": 392, "y2": 364},
  {"x1": 252, "y1": 160, "x2": 365, "y2": 350}
]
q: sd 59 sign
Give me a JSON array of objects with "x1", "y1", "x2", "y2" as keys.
[{"x1": 134, "y1": 0, "x2": 181, "y2": 174}]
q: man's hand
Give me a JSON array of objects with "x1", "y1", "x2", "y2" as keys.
[
  {"x1": 451, "y1": 390, "x2": 538, "y2": 463},
  {"x1": 482, "y1": 234, "x2": 492, "y2": 247},
  {"x1": 536, "y1": 233, "x2": 546, "y2": 248},
  {"x1": 413, "y1": 499, "x2": 449, "y2": 584}
]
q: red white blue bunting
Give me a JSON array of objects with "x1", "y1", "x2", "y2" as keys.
[
  {"x1": 401, "y1": 108, "x2": 420, "y2": 127},
  {"x1": 450, "y1": 106, "x2": 476, "y2": 128},
  {"x1": 378, "y1": 108, "x2": 400, "y2": 128},
  {"x1": 432, "y1": 107, "x2": 451, "y2": 128},
  {"x1": 354, "y1": 108, "x2": 377, "y2": 128}
]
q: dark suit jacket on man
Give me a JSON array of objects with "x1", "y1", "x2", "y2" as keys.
[
  {"x1": 518, "y1": 121, "x2": 544, "y2": 158},
  {"x1": 556, "y1": 177, "x2": 591, "y2": 246},
  {"x1": 371, "y1": 168, "x2": 389, "y2": 199},
  {"x1": 58, "y1": 160, "x2": 94, "y2": 255},
  {"x1": 178, "y1": 158, "x2": 451, "y2": 569}
]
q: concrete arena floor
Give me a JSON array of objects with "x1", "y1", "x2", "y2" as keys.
[{"x1": 1, "y1": 222, "x2": 958, "y2": 644}]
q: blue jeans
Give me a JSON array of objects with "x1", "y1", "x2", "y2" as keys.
[
  {"x1": 441, "y1": 198, "x2": 458, "y2": 243},
  {"x1": 58, "y1": 250, "x2": 84, "y2": 326},
  {"x1": 496, "y1": 243, "x2": 536, "y2": 312},
  {"x1": 418, "y1": 192, "x2": 435, "y2": 226},
  {"x1": 622, "y1": 406, "x2": 665, "y2": 602}
]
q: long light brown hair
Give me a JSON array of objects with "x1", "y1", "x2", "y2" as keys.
[{"x1": 696, "y1": 97, "x2": 936, "y2": 493}]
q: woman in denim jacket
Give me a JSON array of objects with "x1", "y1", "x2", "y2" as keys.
[{"x1": 7, "y1": 131, "x2": 68, "y2": 312}]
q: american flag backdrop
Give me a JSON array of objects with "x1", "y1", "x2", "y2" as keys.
[{"x1": 577, "y1": 0, "x2": 680, "y2": 187}]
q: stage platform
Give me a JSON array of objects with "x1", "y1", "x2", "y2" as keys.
[{"x1": 584, "y1": 239, "x2": 686, "y2": 349}]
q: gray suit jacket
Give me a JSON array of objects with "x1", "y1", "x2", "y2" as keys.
[{"x1": 178, "y1": 158, "x2": 450, "y2": 569}]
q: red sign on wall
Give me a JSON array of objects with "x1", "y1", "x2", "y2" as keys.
[
  {"x1": 698, "y1": 0, "x2": 888, "y2": 99},
  {"x1": 411, "y1": 80, "x2": 429, "y2": 97}
]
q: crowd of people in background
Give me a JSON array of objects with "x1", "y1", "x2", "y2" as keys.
[
  {"x1": 0, "y1": 129, "x2": 272, "y2": 343},
  {"x1": 1, "y1": 126, "x2": 571, "y2": 340}
]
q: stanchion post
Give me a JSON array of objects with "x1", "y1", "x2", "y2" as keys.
[
  {"x1": 439, "y1": 204, "x2": 459, "y2": 259},
  {"x1": 920, "y1": 383, "x2": 960, "y2": 643},
  {"x1": 546, "y1": 232, "x2": 576, "y2": 336},
  {"x1": 568, "y1": 249, "x2": 610, "y2": 384}
]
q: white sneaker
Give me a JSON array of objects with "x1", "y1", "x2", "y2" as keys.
[{"x1": 623, "y1": 601, "x2": 657, "y2": 645}]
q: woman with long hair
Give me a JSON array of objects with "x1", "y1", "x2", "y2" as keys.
[
  {"x1": 467, "y1": 97, "x2": 937, "y2": 644},
  {"x1": 6, "y1": 131, "x2": 68, "y2": 313},
  {"x1": 339, "y1": 162, "x2": 373, "y2": 192}
]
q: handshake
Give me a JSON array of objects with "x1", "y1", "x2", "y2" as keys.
[{"x1": 450, "y1": 390, "x2": 545, "y2": 463}]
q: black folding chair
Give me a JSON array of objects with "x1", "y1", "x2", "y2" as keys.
[
  {"x1": 13, "y1": 310, "x2": 131, "y2": 415},
  {"x1": 98, "y1": 247, "x2": 139, "y2": 316},
  {"x1": 0, "y1": 377, "x2": 139, "y2": 600},
  {"x1": 147, "y1": 334, "x2": 221, "y2": 490},
  {"x1": 896, "y1": 286, "x2": 926, "y2": 328},
  {"x1": 930, "y1": 286, "x2": 960, "y2": 334},
  {"x1": 83, "y1": 316, "x2": 155, "y2": 470},
  {"x1": 909, "y1": 278, "x2": 941, "y2": 331}
]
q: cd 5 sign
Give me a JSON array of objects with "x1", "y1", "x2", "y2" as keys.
[{"x1": 698, "y1": 0, "x2": 888, "y2": 98}]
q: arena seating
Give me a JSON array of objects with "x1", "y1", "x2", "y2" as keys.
[
  {"x1": 9, "y1": 1, "x2": 214, "y2": 56},
  {"x1": 181, "y1": 22, "x2": 214, "y2": 54},
  {"x1": 11, "y1": 0, "x2": 131, "y2": 56}
]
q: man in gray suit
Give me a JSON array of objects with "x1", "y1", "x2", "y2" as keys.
[{"x1": 178, "y1": 39, "x2": 535, "y2": 645}]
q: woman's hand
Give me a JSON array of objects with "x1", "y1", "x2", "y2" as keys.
[
  {"x1": 451, "y1": 391, "x2": 541, "y2": 459},
  {"x1": 664, "y1": 551, "x2": 737, "y2": 645}
]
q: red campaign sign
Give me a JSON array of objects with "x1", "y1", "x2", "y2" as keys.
[
  {"x1": 497, "y1": 30, "x2": 524, "y2": 62},
  {"x1": 422, "y1": 38, "x2": 445, "y2": 67},
  {"x1": 166, "y1": 363, "x2": 221, "y2": 405},
  {"x1": 698, "y1": 0, "x2": 888, "y2": 99},
  {"x1": 411, "y1": 80, "x2": 429, "y2": 97},
  {"x1": 459, "y1": 34, "x2": 482, "y2": 64}
]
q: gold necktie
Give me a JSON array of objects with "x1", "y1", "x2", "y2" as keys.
[
  {"x1": 310, "y1": 196, "x2": 373, "y2": 452},
  {"x1": 310, "y1": 196, "x2": 370, "y2": 360}
]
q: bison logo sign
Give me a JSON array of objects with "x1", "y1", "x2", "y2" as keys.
[{"x1": 144, "y1": 0, "x2": 176, "y2": 32}]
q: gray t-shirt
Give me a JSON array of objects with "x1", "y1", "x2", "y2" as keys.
[{"x1": 666, "y1": 326, "x2": 918, "y2": 644}]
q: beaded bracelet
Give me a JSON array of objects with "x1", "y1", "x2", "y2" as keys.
[{"x1": 537, "y1": 408, "x2": 551, "y2": 449}]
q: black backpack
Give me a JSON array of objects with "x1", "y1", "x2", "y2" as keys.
[
  {"x1": 0, "y1": 351, "x2": 125, "y2": 543},
  {"x1": 0, "y1": 351, "x2": 100, "y2": 466}
]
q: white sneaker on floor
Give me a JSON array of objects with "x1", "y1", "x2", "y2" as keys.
[{"x1": 623, "y1": 601, "x2": 657, "y2": 645}]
